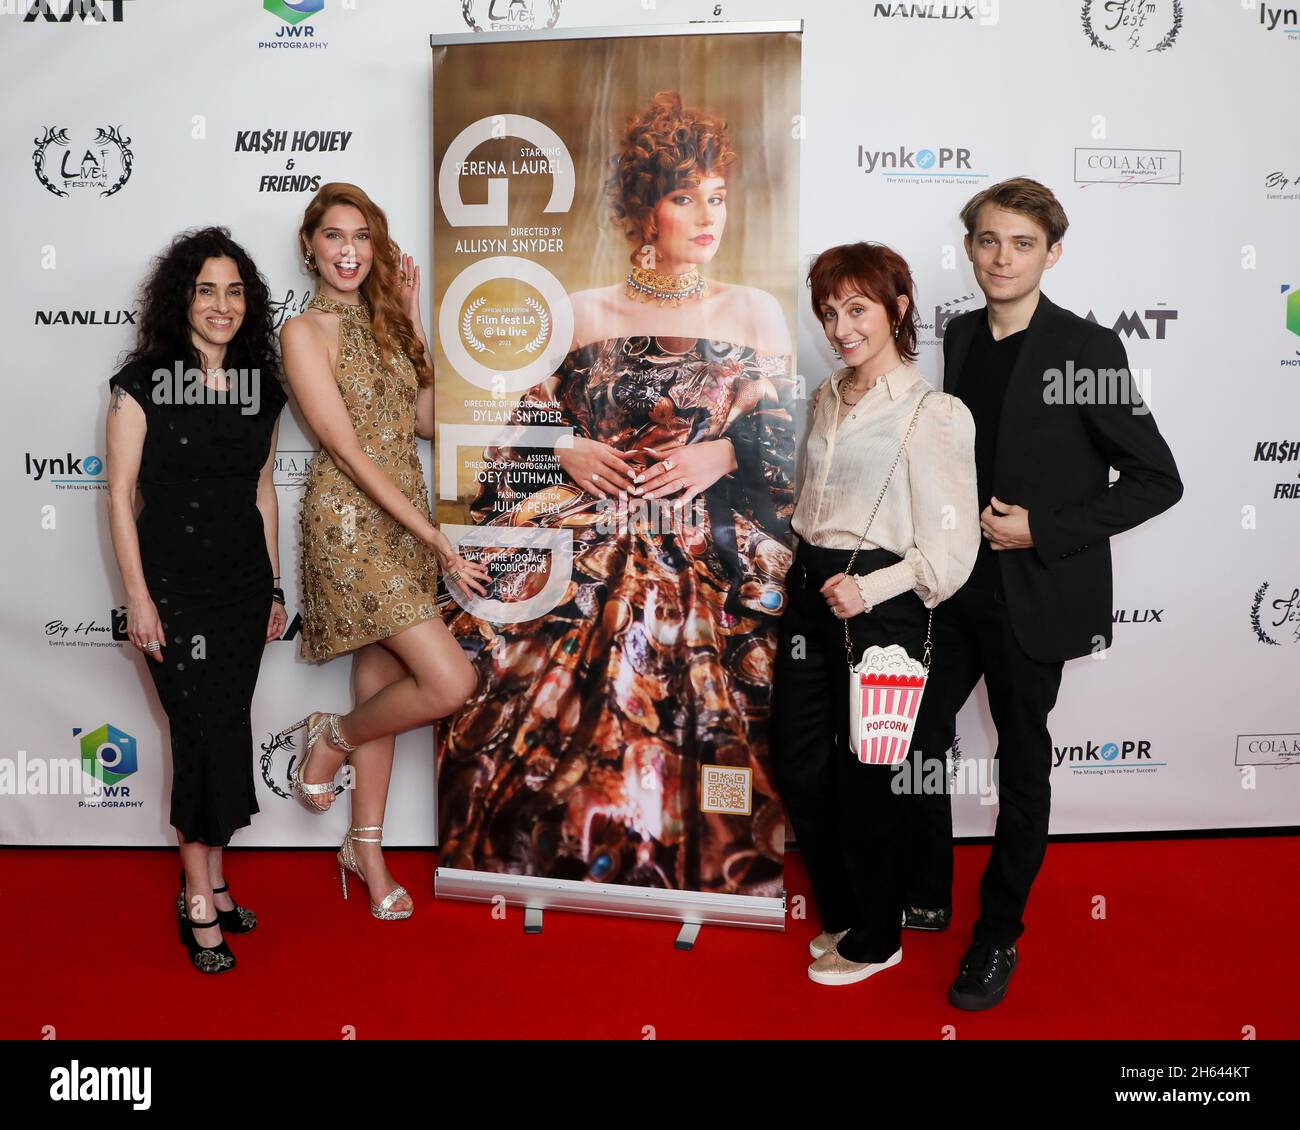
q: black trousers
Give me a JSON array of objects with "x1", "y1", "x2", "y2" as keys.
[
  {"x1": 906, "y1": 583, "x2": 1064, "y2": 946},
  {"x1": 771, "y1": 542, "x2": 930, "y2": 964}
]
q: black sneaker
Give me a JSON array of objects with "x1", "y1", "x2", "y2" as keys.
[
  {"x1": 948, "y1": 940, "x2": 1017, "y2": 1010},
  {"x1": 903, "y1": 905, "x2": 951, "y2": 932}
]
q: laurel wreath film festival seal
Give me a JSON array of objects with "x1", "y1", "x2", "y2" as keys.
[{"x1": 33, "y1": 125, "x2": 134, "y2": 199}]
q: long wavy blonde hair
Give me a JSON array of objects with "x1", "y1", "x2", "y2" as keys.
[{"x1": 298, "y1": 182, "x2": 433, "y2": 387}]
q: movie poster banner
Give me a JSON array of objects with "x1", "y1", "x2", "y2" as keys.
[{"x1": 429, "y1": 23, "x2": 802, "y2": 928}]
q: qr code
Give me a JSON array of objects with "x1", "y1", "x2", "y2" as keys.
[{"x1": 699, "y1": 765, "x2": 752, "y2": 815}]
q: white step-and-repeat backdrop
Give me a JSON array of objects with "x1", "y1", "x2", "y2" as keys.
[{"x1": 2, "y1": 0, "x2": 1297, "y2": 846}]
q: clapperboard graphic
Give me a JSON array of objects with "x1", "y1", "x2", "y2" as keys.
[{"x1": 850, "y1": 645, "x2": 928, "y2": 766}]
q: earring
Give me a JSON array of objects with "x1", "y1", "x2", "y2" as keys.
[
  {"x1": 894, "y1": 326, "x2": 900, "y2": 340},
  {"x1": 303, "y1": 248, "x2": 316, "y2": 270}
]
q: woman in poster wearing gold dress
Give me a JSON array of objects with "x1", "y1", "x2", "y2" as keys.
[{"x1": 438, "y1": 93, "x2": 796, "y2": 895}]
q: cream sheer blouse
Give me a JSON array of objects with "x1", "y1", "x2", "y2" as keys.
[{"x1": 791, "y1": 361, "x2": 979, "y2": 610}]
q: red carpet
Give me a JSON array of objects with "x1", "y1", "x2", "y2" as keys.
[{"x1": 2, "y1": 837, "x2": 1295, "y2": 1040}]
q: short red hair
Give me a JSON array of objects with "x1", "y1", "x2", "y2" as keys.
[{"x1": 807, "y1": 242, "x2": 919, "y2": 363}]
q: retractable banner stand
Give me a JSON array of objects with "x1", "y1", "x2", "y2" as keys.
[{"x1": 430, "y1": 23, "x2": 803, "y2": 929}]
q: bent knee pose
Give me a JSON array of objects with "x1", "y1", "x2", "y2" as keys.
[
  {"x1": 278, "y1": 182, "x2": 489, "y2": 920},
  {"x1": 105, "y1": 227, "x2": 287, "y2": 973}
]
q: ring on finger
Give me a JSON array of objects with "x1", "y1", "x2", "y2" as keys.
[{"x1": 663, "y1": 459, "x2": 674, "y2": 471}]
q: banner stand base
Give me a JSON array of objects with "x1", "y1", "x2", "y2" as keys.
[{"x1": 435, "y1": 867, "x2": 786, "y2": 931}]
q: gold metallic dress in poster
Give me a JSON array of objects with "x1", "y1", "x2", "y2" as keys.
[{"x1": 438, "y1": 334, "x2": 796, "y2": 895}]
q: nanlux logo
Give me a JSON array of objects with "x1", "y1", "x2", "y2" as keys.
[
  {"x1": 35, "y1": 309, "x2": 136, "y2": 327},
  {"x1": 1113, "y1": 608, "x2": 1163, "y2": 623},
  {"x1": 873, "y1": 3, "x2": 976, "y2": 17}
]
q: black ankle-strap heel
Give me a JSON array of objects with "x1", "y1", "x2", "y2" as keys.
[
  {"x1": 178, "y1": 868, "x2": 257, "y2": 935},
  {"x1": 176, "y1": 898, "x2": 236, "y2": 975}
]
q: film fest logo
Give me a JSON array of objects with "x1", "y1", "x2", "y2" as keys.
[
  {"x1": 1249, "y1": 581, "x2": 1300, "y2": 646},
  {"x1": 462, "y1": 0, "x2": 562, "y2": 32},
  {"x1": 1074, "y1": 147, "x2": 1181, "y2": 187},
  {"x1": 261, "y1": 0, "x2": 327, "y2": 49},
  {"x1": 1252, "y1": 3, "x2": 1300, "y2": 40},
  {"x1": 459, "y1": 279, "x2": 552, "y2": 370},
  {"x1": 21, "y1": 0, "x2": 130, "y2": 19},
  {"x1": 32, "y1": 126, "x2": 133, "y2": 198},
  {"x1": 1081, "y1": 0, "x2": 1182, "y2": 52},
  {"x1": 1253, "y1": 438, "x2": 1300, "y2": 500},
  {"x1": 1053, "y1": 737, "x2": 1165, "y2": 776}
]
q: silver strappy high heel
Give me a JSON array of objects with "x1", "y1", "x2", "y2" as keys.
[
  {"x1": 338, "y1": 825, "x2": 413, "y2": 920},
  {"x1": 278, "y1": 712, "x2": 357, "y2": 814}
]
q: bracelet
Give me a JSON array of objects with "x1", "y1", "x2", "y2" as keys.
[{"x1": 271, "y1": 587, "x2": 286, "y2": 606}]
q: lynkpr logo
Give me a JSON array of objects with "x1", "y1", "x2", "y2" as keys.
[
  {"x1": 1253, "y1": 438, "x2": 1300, "y2": 501},
  {"x1": 260, "y1": 0, "x2": 327, "y2": 50},
  {"x1": 1081, "y1": 0, "x2": 1182, "y2": 53},
  {"x1": 1235, "y1": 733, "x2": 1300, "y2": 768},
  {"x1": 234, "y1": 128, "x2": 354, "y2": 193},
  {"x1": 1251, "y1": 3, "x2": 1300, "y2": 40},
  {"x1": 1280, "y1": 284, "x2": 1300, "y2": 365},
  {"x1": 462, "y1": 0, "x2": 563, "y2": 32},
  {"x1": 1249, "y1": 581, "x2": 1300, "y2": 647},
  {"x1": 32, "y1": 125, "x2": 133, "y2": 199},
  {"x1": 856, "y1": 143, "x2": 988, "y2": 185},
  {"x1": 35, "y1": 306, "x2": 136, "y2": 328},
  {"x1": 21, "y1": 0, "x2": 132, "y2": 22},
  {"x1": 1053, "y1": 737, "x2": 1164, "y2": 776},
  {"x1": 25, "y1": 451, "x2": 105, "y2": 491},
  {"x1": 1074, "y1": 147, "x2": 1181, "y2": 187},
  {"x1": 870, "y1": 2, "x2": 1000, "y2": 23},
  {"x1": 45, "y1": 606, "x2": 129, "y2": 648}
]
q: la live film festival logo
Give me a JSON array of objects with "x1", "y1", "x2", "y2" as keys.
[
  {"x1": 1249, "y1": 581, "x2": 1300, "y2": 647},
  {"x1": 1081, "y1": 0, "x2": 1182, "y2": 53},
  {"x1": 32, "y1": 126, "x2": 133, "y2": 198},
  {"x1": 462, "y1": 0, "x2": 563, "y2": 32},
  {"x1": 261, "y1": 0, "x2": 327, "y2": 50}
]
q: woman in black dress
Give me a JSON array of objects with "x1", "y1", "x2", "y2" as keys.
[{"x1": 105, "y1": 228, "x2": 287, "y2": 974}]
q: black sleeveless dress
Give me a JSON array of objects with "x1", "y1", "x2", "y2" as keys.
[{"x1": 109, "y1": 359, "x2": 286, "y2": 845}]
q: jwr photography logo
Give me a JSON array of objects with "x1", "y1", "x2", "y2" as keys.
[
  {"x1": 1249, "y1": 581, "x2": 1300, "y2": 646},
  {"x1": 32, "y1": 125, "x2": 133, "y2": 198},
  {"x1": 462, "y1": 0, "x2": 562, "y2": 32},
  {"x1": 1081, "y1": 0, "x2": 1182, "y2": 52},
  {"x1": 261, "y1": 0, "x2": 327, "y2": 50}
]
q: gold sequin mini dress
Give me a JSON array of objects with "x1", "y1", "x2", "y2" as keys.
[{"x1": 297, "y1": 293, "x2": 440, "y2": 662}]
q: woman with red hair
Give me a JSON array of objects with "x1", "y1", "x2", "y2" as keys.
[
  {"x1": 437, "y1": 92, "x2": 797, "y2": 895},
  {"x1": 773, "y1": 241, "x2": 978, "y2": 986},
  {"x1": 278, "y1": 183, "x2": 489, "y2": 920}
]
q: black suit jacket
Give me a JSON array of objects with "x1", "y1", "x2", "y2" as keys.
[{"x1": 942, "y1": 293, "x2": 1183, "y2": 663}]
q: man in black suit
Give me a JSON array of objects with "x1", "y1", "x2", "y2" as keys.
[{"x1": 906, "y1": 178, "x2": 1183, "y2": 1010}]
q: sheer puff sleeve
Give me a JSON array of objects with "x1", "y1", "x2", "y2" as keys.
[{"x1": 852, "y1": 391, "x2": 979, "y2": 611}]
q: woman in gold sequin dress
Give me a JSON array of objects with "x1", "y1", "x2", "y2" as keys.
[
  {"x1": 437, "y1": 93, "x2": 797, "y2": 895},
  {"x1": 279, "y1": 183, "x2": 489, "y2": 920}
]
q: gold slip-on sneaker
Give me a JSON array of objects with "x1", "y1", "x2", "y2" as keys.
[
  {"x1": 807, "y1": 945, "x2": 903, "y2": 986},
  {"x1": 808, "y1": 929, "x2": 850, "y2": 959}
]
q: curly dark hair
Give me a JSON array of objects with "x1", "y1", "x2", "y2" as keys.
[
  {"x1": 605, "y1": 91, "x2": 737, "y2": 258},
  {"x1": 123, "y1": 226, "x2": 280, "y2": 380}
]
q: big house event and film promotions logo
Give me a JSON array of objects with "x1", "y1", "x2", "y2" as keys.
[
  {"x1": 261, "y1": 0, "x2": 328, "y2": 50},
  {"x1": 1081, "y1": 0, "x2": 1182, "y2": 52},
  {"x1": 461, "y1": 0, "x2": 562, "y2": 32},
  {"x1": 32, "y1": 126, "x2": 133, "y2": 198}
]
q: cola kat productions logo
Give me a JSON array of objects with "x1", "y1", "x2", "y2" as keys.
[
  {"x1": 1081, "y1": 0, "x2": 1182, "y2": 52},
  {"x1": 1074, "y1": 147, "x2": 1181, "y2": 187},
  {"x1": 1249, "y1": 581, "x2": 1300, "y2": 646},
  {"x1": 462, "y1": 0, "x2": 562, "y2": 31},
  {"x1": 33, "y1": 126, "x2": 133, "y2": 198}
]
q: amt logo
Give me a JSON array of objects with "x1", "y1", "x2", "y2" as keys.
[
  {"x1": 75, "y1": 723, "x2": 137, "y2": 786},
  {"x1": 265, "y1": 0, "x2": 323, "y2": 24}
]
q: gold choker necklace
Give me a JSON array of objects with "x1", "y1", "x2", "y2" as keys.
[{"x1": 625, "y1": 264, "x2": 707, "y2": 307}]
